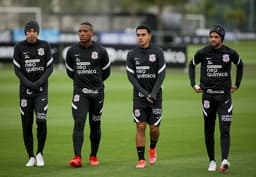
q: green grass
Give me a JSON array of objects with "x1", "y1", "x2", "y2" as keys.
[{"x1": 0, "y1": 41, "x2": 256, "y2": 177}]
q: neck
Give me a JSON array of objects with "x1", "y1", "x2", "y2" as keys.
[{"x1": 80, "y1": 41, "x2": 93, "y2": 48}]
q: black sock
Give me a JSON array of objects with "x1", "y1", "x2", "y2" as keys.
[
  {"x1": 136, "y1": 146, "x2": 145, "y2": 160},
  {"x1": 150, "y1": 140, "x2": 157, "y2": 149}
]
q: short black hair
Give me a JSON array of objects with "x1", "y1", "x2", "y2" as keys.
[
  {"x1": 80, "y1": 22, "x2": 93, "y2": 31},
  {"x1": 136, "y1": 24, "x2": 151, "y2": 34}
]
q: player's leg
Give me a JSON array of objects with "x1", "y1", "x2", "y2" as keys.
[
  {"x1": 135, "y1": 121, "x2": 147, "y2": 168},
  {"x1": 133, "y1": 104, "x2": 147, "y2": 168},
  {"x1": 148, "y1": 105, "x2": 162, "y2": 165},
  {"x1": 217, "y1": 95, "x2": 232, "y2": 172},
  {"x1": 20, "y1": 97, "x2": 35, "y2": 166},
  {"x1": 70, "y1": 94, "x2": 89, "y2": 167},
  {"x1": 34, "y1": 93, "x2": 48, "y2": 166},
  {"x1": 202, "y1": 94, "x2": 217, "y2": 171},
  {"x1": 35, "y1": 94, "x2": 48, "y2": 154},
  {"x1": 88, "y1": 95, "x2": 104, "y2": 166},
  {"x1": 72, "y1": 94, "x2": 89, "y2": 156}
]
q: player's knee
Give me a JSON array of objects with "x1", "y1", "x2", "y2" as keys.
[
  {"x1": 36, "y1": 112, "x2": 47, "y2": 124},
  {"x1": 74, "y1": 118, "x2": 85, "y2": 131},
  {"x1": 221, "y1": 126, "x2": 230, "y2": 136},
  {"x1": 92, "y1": 114, "x2": 101, "y2": 122},
  {"x1": 150, "y1": 125, "x2": 159, "y2": 133}
]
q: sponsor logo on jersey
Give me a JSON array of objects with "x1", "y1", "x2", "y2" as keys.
[
  {"x1": 21, "y1": 99, "x2": 27, "y2": 107},
  {"x1": 135, "y1": 61, "x2": 140, "y2": 65},
  {"x1": 82, "y1": 88, "x2": 99, "y2": 94},
  {"x1": 149, "y1": 54, "x2": 156, "y2": 62},
  {"x1": 203, "y1": 100, "x2": 210, "y2": 109},
  {"x1": 37, "y1": 48, "x2": 45, "y2": 56},
  {"x1": 206, "y1": 89, "x2": 224, "y2": 94},
  {"x1": 91, "y1": 51, "x2": 98, "y2": 59},
  {"x1": 222, "y1": 54, "x2": 230, "y2": 62}
]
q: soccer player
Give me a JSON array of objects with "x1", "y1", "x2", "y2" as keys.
[
  {"x1": 13, "y1": 20, "x2": 53, "y2": 167},
  {"x1": 126, "y1": 24, "x2": 166, "y2": 168},
  {"x1": 65, "y1": 22, "x2": 111, "y2": 168},
  {"x1": 188, "y1": 25, "x2": 243, "y2": 172}
]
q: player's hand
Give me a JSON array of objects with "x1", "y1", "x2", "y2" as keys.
[
  {"x1": 193, "y1": 85, "x2": 202, "y2": 93},
  {"x1": 231, "y1": 85, "x2": 238, "y2": 93},
  {"x1": 146, "y1": 95, "x2": 154, "y2": 103}
]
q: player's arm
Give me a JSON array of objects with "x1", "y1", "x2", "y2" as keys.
[
  {"x1": 13, "y1": 45, "x2": 37, "y2": 90},
  {"x1": 232, "y1": 54, "x2": 244, "y2": 93},
  {"x1": 34, "y1": 58, "x2": 53, "y2": 87},
  {"x1": 101, "y1": 48, "x2": 111, "y2": 81},
  {"x1": 150, "y1": 49, "x2": 166, "y2": 101},
  {"x1": 13, "y1": 62, "x2": 38, "y2": 90},
  {"x1": 126, "y1": 52, "x2": 150, "y2": 97},
  {"x1": 188, "y1": 55, "x2": 202, "y2": 93},
  {"x1": 65, "y1": 48, "x2": 74, "y2": 79},
  {"x1": 34, "y1": 44, "x2": 53, "y2": 87}
]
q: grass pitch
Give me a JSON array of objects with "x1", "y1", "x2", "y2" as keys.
[{"x1": 0, "y1": 41, "x2": 255, "y2": 177}]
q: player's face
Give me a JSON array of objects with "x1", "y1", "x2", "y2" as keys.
[
  {"x1": 136, "y1": 29, "x2": 151, "y2": 48},
  {"x1": 26, "y1": 28, "x2": 38, "y2": 43},
  {"x1": 209, "y1": 32, "x2": 222, "y2": 49},
  {"x1": 79, "y1": 24, "x2": 93, "y2": 44}
]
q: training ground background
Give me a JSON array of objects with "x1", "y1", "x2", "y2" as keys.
[{"x1": 0, "y1": 41, "x2": 255, "y2": 177}]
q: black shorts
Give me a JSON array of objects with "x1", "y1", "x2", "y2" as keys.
[
  {"x1": 72, "y1": 89, "x2": 104, "y2": 121},
  {"x1": 202, "y1": 93, "x2": 232, "y2": 122},
  {"x1": 133, "y1": 98, "x2": 162, "y2": 126},
  {"x1": 20, "y1": 93, "x2": 48, "y2": 120}
]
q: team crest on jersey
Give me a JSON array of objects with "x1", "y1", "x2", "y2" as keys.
[
  {"x1": 203, "y1": 100, "x2": 210, "y2": 109},
  {"x1": 21, "y1": 99, "x2": 27, "y2": 107},
  {"x1": 134, "y1": 109, "x2": 141, "y2": 117},
  {"x1": 37, "y1": 48, "x2": 45, "y2": 56},
  {"x1": 222, "y1": 54, "x2": 230, "y2": 62},
  {"x1": 91, "y1": 51, "x2": 98, "y2": 59},
  {"x1": 149, "y1": 54, "x2": 156, "y2": 62},
  {"x1": 73, "y1": 94, "x2": 80, "y2": 102}
]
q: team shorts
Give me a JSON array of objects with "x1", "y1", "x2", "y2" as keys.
[
  {"x1": 20, "y1": 93, "x2": 48, "y2": 120},
  {"x1": 133, "y1": 98, "x2": 162, "y2": 126},
  {"x1": 202, "y1": 93, "x2": 232, "y2": 122}
]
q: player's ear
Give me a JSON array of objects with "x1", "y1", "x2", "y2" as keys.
[{"x1": 148, "y1": 33, "x2": 152, "y2": 40}]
